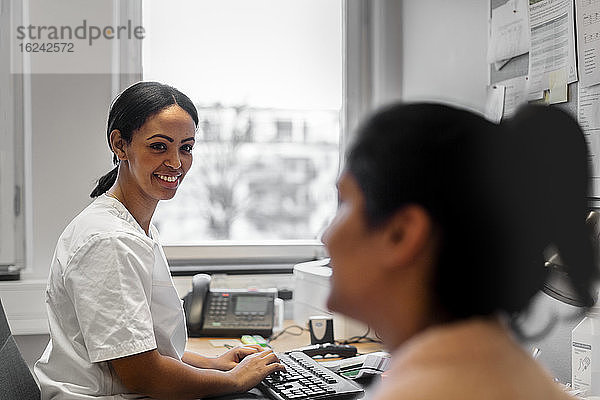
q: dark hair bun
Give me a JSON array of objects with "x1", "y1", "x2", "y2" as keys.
[{"x1": 494, "y1": 105, "x2": 596, "y2": 309}]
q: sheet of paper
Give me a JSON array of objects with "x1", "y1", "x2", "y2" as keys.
[
  {"x1": 577, "y1": 83, "x2": 600, "y2": 197},
  {"x1": 527, "y1": 87, "x2": 545, "y2": 100},
  {"x1": 527, "y1": 0, "x2": 578, "y2": 100},
  {"x1": 485, "y1": 84, "x2": 506, "y2": 123},
  {"x1": 548, "y1": 67, "x2": 568, "y2": 103},
  {"x1": 488, "y1": 0, "x2": 531, "y2": 63},
  {"x1": 575, "y1": 0, "x2": 600, "y2": 87},
  {"x1": 209, "y1": 339, "x2": 242, "y2": 348},
  {"x1": 496, "y1": 75, "x2": 529, "y2": 119}
]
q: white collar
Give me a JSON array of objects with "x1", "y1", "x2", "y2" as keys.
[{"x1": 98, "y1": 193, "x2": 159, "y2": 242}]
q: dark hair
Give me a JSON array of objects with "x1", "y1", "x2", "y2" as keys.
[
  {"x1": 90, "y1": 81, "x2": 199, "y2": 198},
  {"x1": 346, "y1": 103, "x2": 597, "y2": 322}
]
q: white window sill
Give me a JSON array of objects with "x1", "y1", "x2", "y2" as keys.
[{"x1": 164, "y1": 241, "x2": 327, "y2": 264}]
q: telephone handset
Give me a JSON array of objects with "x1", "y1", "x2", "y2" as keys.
[
  {"x1": 183, "y1": 274, "x2": 212, "y2": 331},
  {"x1": 182, "y1": 273, "x2": 277, "y2": 337}
]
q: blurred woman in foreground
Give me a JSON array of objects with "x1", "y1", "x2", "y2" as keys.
[{"x1": 323, "y1": 103, "x2": 596, "y2": 399}]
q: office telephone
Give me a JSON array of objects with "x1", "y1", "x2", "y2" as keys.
[{"x1": 182, "y1": 274, "x2": 277, "y2": 337}]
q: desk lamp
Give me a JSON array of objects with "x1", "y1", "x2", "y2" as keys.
[{"x1": 542, "y1": 211, "x2": 600, "y2": 306}]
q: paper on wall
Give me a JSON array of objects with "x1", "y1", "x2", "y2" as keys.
[
  {"x1": 527, "y1": 0, "x2": 578, "y2": 100},
  {"x1": 488, "y1": 0, "x2": 531, "y2": 63},
  {"x1": 577, "y1": 83, "x2": 600, "y2": 196},
  {"x1": 484, "y1": 84, "x2": 506, "y2": 123},
  {"x1": 548, "y1": 67, "x2": 568, "y2": 103},
  {"x1": 575, "y1": 0, "x2": 600, "y2": 87},
  {"x1": 496, "y1": 75, "x2": 529, "y2": 119}
]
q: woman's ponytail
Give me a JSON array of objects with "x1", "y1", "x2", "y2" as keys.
[
  {"x1": 90, "y1": 165, "x2": 119, "y2": 198},
  {"x1": 497, "y1": 105, "x2": 597, "y2": 312}
]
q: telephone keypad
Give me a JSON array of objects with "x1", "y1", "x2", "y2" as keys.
[{"x1": 208, "y1": 294, "x2": 230, "y2": 321}]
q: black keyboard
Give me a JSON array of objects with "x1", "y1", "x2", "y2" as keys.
[{"x1": 258, "y1": 351, "x2": 364, "y2": 400}]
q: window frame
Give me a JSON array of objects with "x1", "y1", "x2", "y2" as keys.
[
  {"x1": 1, "y1": 0, "x2": 27, "y2": 272},
  {"x1": 0, "y1": 79, "x2": 16, "y2": 268},
  {"x1": 0, "y1": 14, "x2": 16, "y2": 266}
]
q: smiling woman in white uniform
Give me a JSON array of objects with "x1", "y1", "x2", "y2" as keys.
[{"x1": 34, "y1": 82, "x2": 284, "y2": 399}]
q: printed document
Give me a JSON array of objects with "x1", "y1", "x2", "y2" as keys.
[
  {"x1": 488, "y1": 0, "x2": 531, "y2": 63},
  {"x1": 575, "y1": 0, "x2": 600, "y2": 87},
  {"x1": 527, "y1": 0, "x2": 578, "y2": 100},
  {"x1": 578, "y1": 83, "x2": 600, "y2": 196},
  {"x1": 496, "y1": 75, "x2": 529, "y2": 118}
]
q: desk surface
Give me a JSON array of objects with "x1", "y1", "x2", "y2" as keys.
[{"x1": 186, "y1": 321, "x2": 384, "y2": 357}]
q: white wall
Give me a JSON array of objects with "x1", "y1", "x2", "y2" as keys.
[
  {"x1": 29, "y1": 74, "x2": 113, "y2": 279},
  {"x1": 401, "y1": 1, "x2": 489, "y2": 112}
]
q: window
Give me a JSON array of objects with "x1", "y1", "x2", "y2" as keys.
[
  {"x1": 275, "y1": 120, "x2": 293, "y2": 142},
  {"x1": 142, "y1": 0, "x2": 342, "y2": 246}
]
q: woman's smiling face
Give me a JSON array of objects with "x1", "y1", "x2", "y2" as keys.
[{"x1": 122, "y1": 104, "x2": 196, "y2": 202}]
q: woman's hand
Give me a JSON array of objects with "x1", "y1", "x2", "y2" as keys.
[
  {"x1": 227, "y1": 349, "x2": 286, "y2": 392},
  {"x1": 111, "y1": 348, "x2": 282, "y2": 399},
  {"x1": 211, "y1": 345, "x2": 264, "y2": 371}
]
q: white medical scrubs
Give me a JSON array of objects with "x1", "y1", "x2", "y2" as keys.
[{"x1": 34, "y1": 194, "x2": 187, "y2": 399}]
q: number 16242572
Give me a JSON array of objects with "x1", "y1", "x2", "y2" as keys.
[{"x1": 18, "y1": 42, "x2": 74, "y2": 52}]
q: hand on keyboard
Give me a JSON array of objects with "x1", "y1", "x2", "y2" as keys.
[
  {"x1": 259, "y1": 352, "x2": 363, "y2": 399},
  {"x1": 227, "y1": 349, "x2": 286, "y2": 393},
  {"x1": 211, "y1": 344, "x2": 265, "y2": 371}
]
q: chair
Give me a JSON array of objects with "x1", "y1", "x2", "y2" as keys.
[{"x1": 0, "y1": 298, "x2": 41, "y2": 399}]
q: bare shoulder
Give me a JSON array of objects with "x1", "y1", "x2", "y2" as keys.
[
  {"x1": 371, "y1": 364, "x2": 572, "y2": 400},
  {"x1": 371, "y1": 358, "x2": 573, "y2": 400},
  {"x1": 371, "y1": 319, "x2": 574, "y2": 400},
  {"x1": 370, "y1": 364, "x2": 470, "y2": 400}
]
